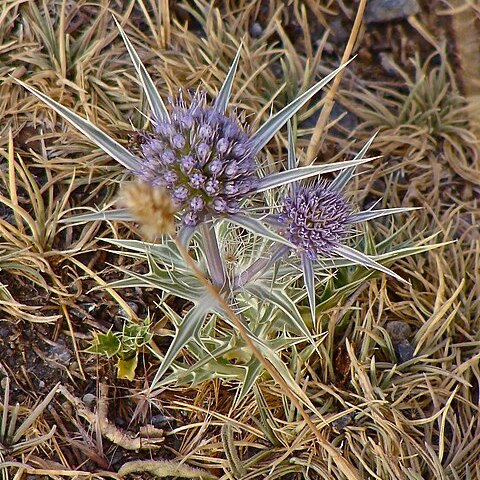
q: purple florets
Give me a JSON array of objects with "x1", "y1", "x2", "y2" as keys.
[
  {"x1": 278, "y1": 182, "x2": 353, "y2": 259},
  {"x1": 134, "y1": 92, "x2": 258, "y2": 226}
]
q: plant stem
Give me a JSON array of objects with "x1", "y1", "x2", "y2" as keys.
[
  {"x1": 198, "y1": 221, "x2": 226, "y2": 289},
  {"x1": 234, "y1": 245, "x2": 289, "y2": 289},
  {"x1": 172, "y1": 236, "x2": 360, "y2": 480}
]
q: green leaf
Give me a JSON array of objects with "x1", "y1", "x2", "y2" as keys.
[
  {"x1": 375, "y1": 241, "x2": 452, "y2": 261},
  {"x1": 178, "y1": 225, "x2": 196, "y2": 247},
  {"x1": 251, "y1": 385, "x2": 281, "y2": 445},
  {"x1": 12, "y1": 382, "x2": 60, "y2": 444},
  {"x1": 351, "y1": 207, "x2": 420, "y2": 224},
  {"x1": 249, "y1": 59, "x2": 354, "y2": 155},
  {"x1": 244, "y1": 283, "x2": 317, "y2": 349},
  {"x1": 311, "y1": 240, "x2": 450, "y2": 273},
  {"x1": 227, "y1": 213, "x2": 293, "y2": 247},
  {"x1": 107, "y1": 262, "x2": 207, "y2": 302},
  {"x1": 104, "y1": 238, "x2": 187, "y2": 271},
  {"x1": 301, "y1": 254, "x2": 316, "y2": 324},
  {"x1": 86, "y1": 331, "x2": 121, "y2": 358},
  {"x1": 330, "y1": 166, "x2": 356, "y2": 193},
  {"x1": 333, "y1": 244, "x2": 408, "y2": 284},
  {"x1": 286, "y1": 120, "x2": 299, "y2": 195},
  {"x1": 246, "y1": 334, "x2": 317, "y2": 411},
  {"x1": 158, "y1": 336, "x2": 245, "y2": 387},
  {"x1": 287, "y1": 120, "x2": 297, "y2": 172},
  {"x1": 60, "y1": 208, "x2": 134, "y2": 223},
  {"x1": 329, "y1": 133, "x2": 378, "y2": 192},
  {"x1": 237, "y1": 357, "x2": 263, "y2": 402},
  {"x1": 117, "y1": 354, "x2": 138, "y2": 381},
  {"x1": 15, "y1": 79, "x2": 141, "y2": 171},
  {"x1": 150, "y1": 302, "x2": 213, "y2": 388},
  {"x1": 113, "y1": 16, "x2": 169, "y2": 123}
]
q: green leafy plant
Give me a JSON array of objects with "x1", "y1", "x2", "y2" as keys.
[
  {"x1": 86, "y1": 316, "x2": 153, "y2": 380},
  {"x1": 15, "y1": 17, "x2": 444, "y2": 479}
]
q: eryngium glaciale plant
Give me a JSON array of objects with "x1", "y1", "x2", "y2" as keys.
[{"x1": 17, "y1": 18, "x2": 427, "y2": 394}]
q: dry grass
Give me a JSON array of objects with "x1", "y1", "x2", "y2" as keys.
[{"x1": 0, "y1": 0, "x2": 479, "y2": 479}]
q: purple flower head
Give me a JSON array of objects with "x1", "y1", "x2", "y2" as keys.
[
  {"x1": 278, "y1": 181, "x2": 354, "y2": 260},
  {"x1": 134, "y1": 91, "x2": 259, "y2": 226}
]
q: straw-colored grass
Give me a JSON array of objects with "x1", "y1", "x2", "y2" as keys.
[{"x1": 1, "y1": 1, "x2": 479, "y2": 479}]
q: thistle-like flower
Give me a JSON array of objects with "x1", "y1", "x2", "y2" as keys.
[
  {"x1": 278, "y1": 181, "x2": 353, "y2": 260},
  {"x1": 265, "y1": 124, "x2": 413, "y2": 321},
  {"x1": 275, "y1": 171, "x2": 410, "y2": 321},
  {"x1": 230, "y1": 124, "x2": 416, "y2": 318},
  {"x1": 136, "y1": 92, "x2": 257, "y2": 226}
]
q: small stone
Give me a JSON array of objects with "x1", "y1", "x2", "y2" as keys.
[
  {"x1": 84, "y1": 303, "x2": 97, "y2": 314},
  {"x1": 365, "y1": 0, "x2": 420, "y2": 24},
  {"x1": 250, "y1": 22, "x2": 263, "y2": 38},
  {"x1": 331, "y1": 102, "x2": 358, "y2": 132},
  {"x1": 61, "y1": 400, "x2": 73, "y2": 416},
  {"x1": 396, "y1": 339, "x2": 415, "y2": 363},
  {"x1": 329, "y1": 18, "x2": 349, "y2": 46},
  {"x1": 0, "y1": 323, "x2": 12, "y2": 340},
  {"x1": 379, "y1": 52, "x2": 402, "y2": 77},
  {"x1": 150, "y1": 414, "x2": 176, "y2": 428},
  {"x1": 300, "y1": 101, "x2": 358, "y2": 135},
  {"x1": 386, "y1": 321, "x2": 412, "y2": 343},
  {"x1": 115, "y1": 416, "x2": 127, "y2": 428},
  {"x1": 82, "y1": 393, "x2": 96, "y2": 408},
  {"x1": 332, "y1": 412, "x2": 355, "y2": 431},
  {"x1": 47, "y1": 341, "x2": 72, "y2": 366},
  {"x1": 110, "y1": 449, "x2": 125, "y2": 469}
]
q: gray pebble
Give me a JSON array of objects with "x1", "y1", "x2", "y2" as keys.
[
  {"x1": 329, "y1": 18, "x2": 349, "y2": 46},
  {"x1": 250, "y1": 22, "x2": 263, "y2": 38},
  {"x1": 300, "y1": 101, "x2": 358, "y2": 133},
  {"x1": 365, "y1": 0, "x2": 420, "y2": 24},
  {"x1": 386, "y1": 321, "x2": 412, "y2": 343},
  {"x1": 1, "y1": 377, "x2": 8, "y2": 389},
  {"x1": 117, "y1": 301, "x2": 139, "y2": 319},
  {"x1": 332, "y1": 412, "x2": 355, "y2": 431},
  {"x1": 396, "y1": 339, "x2": 415, "y2": 363},
  {"x1": 82, "y1": 393, "x2": 97, "y2": 408},
  {"x1": 47, "y1": 342, "x2": 72, "y2": 366},
  {"x1": 151, "y1": 413, "x2": 176, "y2": 428},
  {"x1": 0, "y1": 323, "x2": 12, "y2": 339}
]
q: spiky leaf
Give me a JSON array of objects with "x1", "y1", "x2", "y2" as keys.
[{"x1": 15, "y1": 79, "x2": 141, "y2": 171}]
